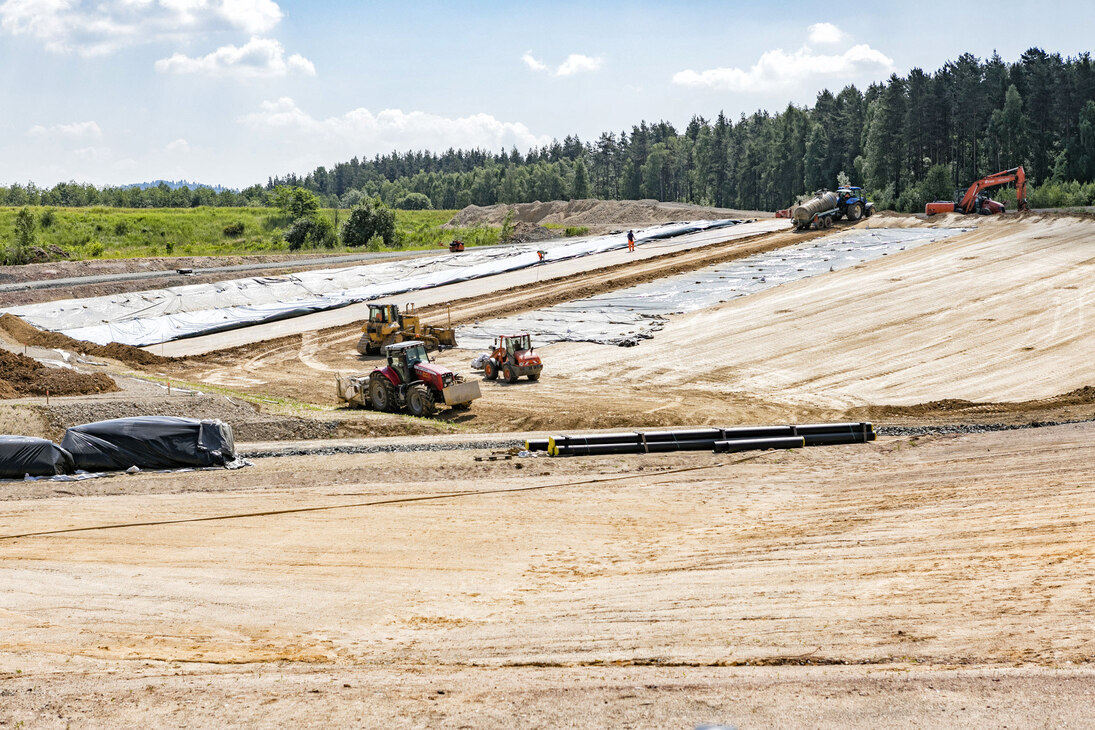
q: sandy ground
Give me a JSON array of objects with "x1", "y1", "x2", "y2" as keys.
[
  {"x1": 2, "y1": 208, "x2": 1095, "y2": 726},
  {"x1": 109, "y1": 213, "x2": 1093, "y2": 435},
  {"x1": 2, "y1": 422, "x2": 1094, "y2": 726}
]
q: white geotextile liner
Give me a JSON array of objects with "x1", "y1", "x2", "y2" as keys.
[
  {"x1": 458, "y1": 228, "x2": 968, "y2": 348},
  {"x1": 4, "y1": 220, "x2": 744, "y2": 347}
]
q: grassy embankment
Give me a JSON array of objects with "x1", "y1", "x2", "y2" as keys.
[{"x1": 0, "y1": 207, "x2": 500, "y2": 260}]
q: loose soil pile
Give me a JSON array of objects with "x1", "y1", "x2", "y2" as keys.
[
  {"x1": 447, "y1": 199, "x2": 769, "y2": 232},
  {"x1": 0, "y1": 349, "x2": 117, "y2": 397},
  {"x1": 0, "y1": 313, "x2": 171, "y2": 366},
  {"x1": 37, "y1": 394, "x2": 341, "y2": 442}
]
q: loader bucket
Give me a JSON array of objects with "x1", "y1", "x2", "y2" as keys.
[{"x1": 442, "y1": 380, "x2": 481, "y2": 406}]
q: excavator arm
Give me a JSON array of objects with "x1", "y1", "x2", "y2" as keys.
[{"x1": 957, "y1": 166, "x2": 1028, "y2": 213}]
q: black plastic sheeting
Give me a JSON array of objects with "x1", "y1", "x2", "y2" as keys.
[
  {"x1": 0, "y1": 436, "x2": 75, "y2": 478},
  {"x1": 60, "y1": 417, "x2": 236, "y2": 472}
]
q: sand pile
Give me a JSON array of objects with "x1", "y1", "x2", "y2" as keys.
[
  {"x1": 447, "y1": 199, "x2": 767, "y2": 230},
  {"x1": 0, "y1": 313, "x2": 171, "y2": 366},
  {"x1": 0, "y1": 349, "x2": 118, "y2": 398}
]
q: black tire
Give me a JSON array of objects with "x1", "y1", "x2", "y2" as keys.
[
  {"x1": 847, "y1": 202, "x2": 863, "y2": 221},
  {"x1": 406, "y1": 383, "x2": 436, "y2": 417},
  {"x1": 483, "y1": 359, "x2": 498, "y2": 380},
  {"x1": 369, "y1": 376, "x2": 398, "y2": 412},
  {"x1": 503, "y1": 363, "x2": 519, "y2": 384},
  {"x1": 527, "y1": 372, "x2": 540, "y2": 381}
]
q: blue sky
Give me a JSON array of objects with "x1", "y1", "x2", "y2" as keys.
[{"x1": 2, "y1": 0, "x2": 1093, "y2": 189}]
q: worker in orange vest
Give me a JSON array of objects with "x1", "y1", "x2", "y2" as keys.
[{"x1": 627, "y1": 230, "x2": 635, "y2": 252}]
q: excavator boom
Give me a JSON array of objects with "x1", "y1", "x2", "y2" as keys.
[{"x1": 957, "y1": 166, "x2": 1028, "y2": 213}]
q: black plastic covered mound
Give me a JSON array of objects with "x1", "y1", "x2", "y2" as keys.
[
  {"x1": 60, "y1": 416, "x2": 235, "y2": 472},
  {"x1": 0, "y1": 436, "x2": 75, "y2": 478}
]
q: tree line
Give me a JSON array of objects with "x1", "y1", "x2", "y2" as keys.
[
  {"x1": 4, "y1": 48, "x2": 1095, "y2": 213},
  {"x1": 269, "y1": 48, "x2": 1095, "y2": 212}
]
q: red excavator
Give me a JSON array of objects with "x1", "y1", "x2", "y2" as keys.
[{"x1": 925, "y1": 166, "x2": 1030, "y2": 216}]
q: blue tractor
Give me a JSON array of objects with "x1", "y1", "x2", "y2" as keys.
[
  {"x1": 833, "y1": 187, "x2": 874, "y2": 222},
  {"x1": 791, "y1": 187, "x2": 875, "y2": 230}
]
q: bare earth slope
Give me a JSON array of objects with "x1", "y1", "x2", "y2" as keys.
[
  {"x1": 473, "y1": 213, "x2": 1094, "y2": 429},
  {"x1": 448, "y1": 198, "x2": 770, "y2": 232}
]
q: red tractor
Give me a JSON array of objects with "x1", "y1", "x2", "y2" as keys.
[
  {"x1": 482, "y1": 333, "x2": 543, "y2": 383},
  {"x1": 355, "y1": 340, "x2": 480, "y2": 417}
]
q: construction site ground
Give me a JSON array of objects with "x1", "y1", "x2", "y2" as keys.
[{"x1": 2, "y1": 206, "x2": 1094, "y2": 727}]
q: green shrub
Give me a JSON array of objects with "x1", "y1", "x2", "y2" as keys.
[
  {"x1": 86, "y1": 241, "x2": 104, "y2": 257},
  {"x1": 342, "y1": 198, "x2": 396, "y2": 247},
  {"x1": 223, "y1": 221, "x2": 245, "y2": 236},
  {"x1": 284, "y1": 216, "x2": 336, "y2": 250},
  {"x1": 39, "y1": 208, "x2": 56, "y2": 228},
  {"x1": 395, "y1": 192, "x2": 432, "y2": 210}
]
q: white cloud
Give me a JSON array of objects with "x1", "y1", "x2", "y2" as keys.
[
  {"x1": 27, "y1": 120, "x2": 103, "y2": 139},
  {"x1": 673, "y1": 43, "x2": 894, "y2": 92},
  {"x1": 556, "y1": 54, "x2": 603, "y2": 76},
  {"x1": 807, "y1": 22, "x2": 846, "y2": 45},
  {"x1": 73, "y1": 145, "x2": 112, "y2": 162},
  {"x1": 241, "y1": 98, "x2": 550, "y2": 156},
  {"x1": 523, "y1": 50, "x2": 604, "y2": 77},
  {"x1": 521, "y1": 51, "x2": 548, "y2": 72},
  {"x1": 165, "y1": 138, "x2": 190, "y2": 153},
  {"x1": 0, "y1": 0, "x2": 284, "y2": 56},
  {"x1": 156, "y1": 37, "x2": 315, "y2": 78}
]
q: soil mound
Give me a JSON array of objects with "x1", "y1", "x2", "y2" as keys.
[
  {"x1": 447, "y1": 199, "x2": 769, "y2": 232},
  {"x1": 0, "y1": 349, "x2": 118, "y2": 398},
  {"x1": 0, "y1": 313, "x2": 171, "y2": 367},
  {"x1": 505, "y1": 222, "x2": 559, "y2": 244}
]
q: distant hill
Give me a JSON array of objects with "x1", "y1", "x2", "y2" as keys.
[{"x1": 122, "y1": 179, "x2": 235, "y2": 193}]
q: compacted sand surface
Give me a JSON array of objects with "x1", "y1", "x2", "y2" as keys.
[{"x1": 2, "y1": 422, "x2": 1093, "y2": 726}]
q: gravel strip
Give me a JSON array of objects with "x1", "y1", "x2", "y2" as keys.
[
  {"x1": 877, "y1": 417, "x2": 1095, "y2": 437},
  {"x1": 239, "y1": 438, "x2": 525, "y2": 459}
]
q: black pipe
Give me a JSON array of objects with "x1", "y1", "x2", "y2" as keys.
[
  {"x1": 713, "y1": 436, "x2": 805, "y2": 453},
  {"x1": 801, "y1": 431, "x2": 876, "y2": 446},
  {"x1": 524, "y1": 438, "x2": 550, "y2": 452},
  {"x1": 790, "y1": 422, "x2": 875, "y2": 435},
  {"x1": 550, "y1": 426, "x2": 813, "y2": 451},
  {"x1": 545, "y1": 422, "x2": 875, "y2": 456},
  {"x1": 553, "y1": 438, "x2": 724, "y2": 457}
]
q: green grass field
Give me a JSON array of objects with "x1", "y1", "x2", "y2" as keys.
[{"x1": 0, "y1": 206, "x2": 500, "y2": 261}]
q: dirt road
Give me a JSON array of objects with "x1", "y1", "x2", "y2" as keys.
[{"x1": 2, "y1": 422, "x2": 1093, "y2": 726}]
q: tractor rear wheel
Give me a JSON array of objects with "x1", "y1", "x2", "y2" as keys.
[
  {"x1": 483, "y1": 359, "x2": 498, "y2": 380},
  {"x1": 848, "y1": 202, "x2": 863, "y2": 221},
  {"x1": 503, "y1": 363, "x2": 519, "y2": 383},
  {"x1": 369, "y1": 376, "x2": 398, "y2": 412},
  {"x1": 406, "y1": 383, "x2": 436, "y2": 417}
]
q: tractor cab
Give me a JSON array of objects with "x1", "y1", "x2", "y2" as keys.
[
  {"x1": 368, "y1": 303, "x2": 399, "y2": 325},
  {"x1": 501, "y1": 333, "x2": 531, "y2": 356},
  {"x1": 386, "y1": 340, "x2": 429, "y2": 384}
]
